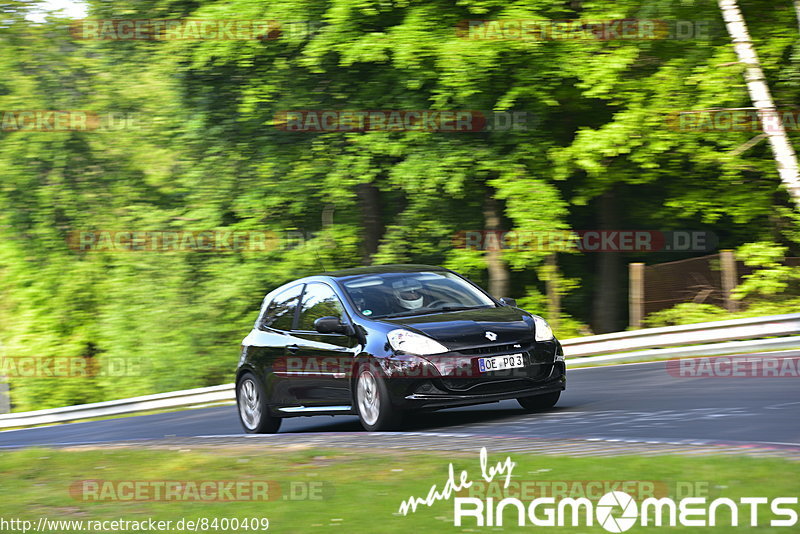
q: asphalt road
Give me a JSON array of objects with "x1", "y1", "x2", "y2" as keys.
[{"x1": 1, "y1": 358, "x2": 798, "y2": 449}]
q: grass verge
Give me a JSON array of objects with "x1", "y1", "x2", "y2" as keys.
[{"x1": 0, "y1": 446, "x2": 797, "y2": 533}]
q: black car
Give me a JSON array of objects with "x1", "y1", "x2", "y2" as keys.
[{"x1": 236, "y1": 264, "x2": 565, "y2": 432}]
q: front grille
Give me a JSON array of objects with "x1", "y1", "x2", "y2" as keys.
[
  {"x1": 439, "y1": 377, "x2": 538, "y2": 394},
  {"x1": 460, "y1": 343, "x2": 527, "y2": 355},
  {"x1": 439, "y1": 363, "x2": 554, "y2": 393}
]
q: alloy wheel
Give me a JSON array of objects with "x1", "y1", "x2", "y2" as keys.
[
  {"x1": 239, "y1": 377, "x2": 262, "y2": 430},
  {"x1": 356, "y1": 369, "x2": 380, "y2": 426}
]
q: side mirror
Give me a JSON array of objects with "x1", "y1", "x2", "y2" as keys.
[
  {"x1": 499, "y1": 297, "x2": 517, "y2": 307},
  {"x1": 314, "y1": 316, "x2": 351, "y2": 335}
]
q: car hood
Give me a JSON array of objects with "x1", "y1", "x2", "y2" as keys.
[{"x1": 378, "y1": 306, "x2": 535, "y2": 350}]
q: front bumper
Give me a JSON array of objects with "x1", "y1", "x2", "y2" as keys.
[
  {"x1": 381, "y1": 337, "x2": 566, "y2": 410},
  {"x1": 401, "y1": 361, "x2": 566, "y2": 410}
]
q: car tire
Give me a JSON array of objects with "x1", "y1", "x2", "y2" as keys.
[
  {"x1": 517, "y1": 391, "x2": 561, "y2": 412},
  {"x1": 237, "y1": 372, "x2": 281, "y2": 434},
  {"x1": 355, "y1": 363, "x2": 403, "y2": 431}
]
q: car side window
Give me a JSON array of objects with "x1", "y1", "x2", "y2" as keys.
[
  {"x1": 297, "y1": 283, "x2": 346, "y2": 331},
  {"x1": 261, "y1": 284, "x2": 303, "y2": 331}
]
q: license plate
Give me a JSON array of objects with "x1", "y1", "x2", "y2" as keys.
[{"x1": 478, "y1": 353, "x2": 525, "y2": 373}]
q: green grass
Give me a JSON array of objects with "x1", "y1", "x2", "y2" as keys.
[{"x1": 0, "y1": 446, "x2": 796, "y2": 533}]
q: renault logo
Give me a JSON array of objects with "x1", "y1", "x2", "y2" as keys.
[{"x1": 485, "y1": 331, "x2": 497, "y2": 341}]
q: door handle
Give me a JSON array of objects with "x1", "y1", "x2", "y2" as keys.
[{"x1": 286, "y1": 345, "x2": 300, "y2": 354}]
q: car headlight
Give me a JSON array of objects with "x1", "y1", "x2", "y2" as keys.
[
  {"x1": 387, "y1": 329, "x2": 449, "y2": 356},
  {"x1": 533, "y1": 316, "x2": 554, "y2": 341}
]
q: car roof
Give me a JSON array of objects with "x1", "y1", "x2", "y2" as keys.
[{"x1": 321, "y1": 264, "x2": 449, "y2": 279}]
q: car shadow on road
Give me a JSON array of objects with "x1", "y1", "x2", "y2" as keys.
[
  {"x1": 280, "y1": 404, "x2": 574, "y2": 434},
  {"x1": 401, "y1": 405, "x2": 575, "y2": 432}
]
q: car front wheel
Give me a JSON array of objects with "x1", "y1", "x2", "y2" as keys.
[
  {"x1": 517, "y1": 391, "x2": 561, "y2": 412},
  {"x1": 237, "y1": 373, "x2": 281, "y2": 434},
  {"x1": 355, "y1": 363, "x2": 403, "y2": 431}
]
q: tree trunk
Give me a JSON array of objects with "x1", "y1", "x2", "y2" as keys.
[
  {"x1": 719, "y1": 0, "x2": 800, "y2": 206},
  {"x1": 795, "y1": 0, "x2": 800, "y2": 33},
  {"x1": 355, "y1": 183, "x2": 383, "y2": 264},
  {"x1": 483, "y1": 194, "x2": 510, "y2": 298},
  {"x1": 545, "y1": 253, "x2": 560, "y2": 332},
  {"x1": 592, "y1": 190, "x2": 621, "y2": 333}
]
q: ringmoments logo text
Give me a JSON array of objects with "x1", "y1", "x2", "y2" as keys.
[{"x1": 397, "y1": 448, "x2": 798, "y2": 531}]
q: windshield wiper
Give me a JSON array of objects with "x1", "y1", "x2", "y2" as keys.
[
  {"x1": 376, "y1": 305, "x2": 491, "y2": 319},
  {"x1": 436, "y1": 305, "x2": 491, "y2": 312},
  {"x1": 372, "y1": 310, "x2": 432, "y2": 319}
]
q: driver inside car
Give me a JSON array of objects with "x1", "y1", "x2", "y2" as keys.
[{"x1": 392, "y1": 279, "x2": 425, "y2": 310}]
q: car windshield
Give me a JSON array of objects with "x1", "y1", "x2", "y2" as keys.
[{"x1": 340, "y1": 271, "x2": 496, "y2": 318}]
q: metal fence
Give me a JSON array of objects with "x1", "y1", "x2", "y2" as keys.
[{"x1": 641, "y1": 253, "x2": 800, "y2": 317}]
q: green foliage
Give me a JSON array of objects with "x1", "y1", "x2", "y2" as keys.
[
  {"x1": 643, "y1": 303, "x2": 730, "y2": 328},
  {"x1": 515, "y1": 287, "x2": 590, "y2": 339},
  {"x1": 734, "y1": 241, "x2": 800, "y2": 300},
  {"x1": 552, "y1": 314, "x2": 593, "y2": 340},
  {"x1": 515, "y1": 287, "x2": 547, "y2": 313}
]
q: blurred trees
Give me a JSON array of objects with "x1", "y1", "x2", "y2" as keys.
[{"x1": 0, "y1": 0, "x2": 798, "y2": 409}]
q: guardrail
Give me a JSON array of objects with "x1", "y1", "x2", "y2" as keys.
[
  {"x1": 563, "y1": 312, "x2": 800, "y2": 366},
  {"x1": 1, "y1": 313, "x2": 798, "y2": 430},
  {"x1": 0, "y1": 384, "x2": 234, "y2": 430}
]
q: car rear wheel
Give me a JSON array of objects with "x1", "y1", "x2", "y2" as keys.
[
  {"x1": 355, "y1": 364, "x2": 403, "y2": 431},
  {"x1": 517, "y1": 391, "x2": 560, "y2": 412},
  {"x1": 237, "y1": 373, "x2": 281, "y2": 434}
]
